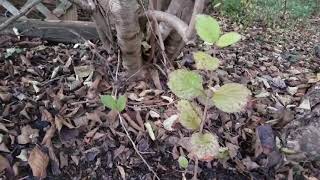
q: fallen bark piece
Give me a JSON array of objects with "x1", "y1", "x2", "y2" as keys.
[{"x1": 0, "y1": 17, "x2": 99, "y2": 43}]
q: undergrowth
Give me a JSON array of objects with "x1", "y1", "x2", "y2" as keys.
[{"x1": 213, "y1": 0, "x2": 319, "y2": 27}]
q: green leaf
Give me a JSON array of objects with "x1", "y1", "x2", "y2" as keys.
[
  {"x1": 177, "y1": 100, "x2": 201, "y2": 130},
  {"x1": 116, "y1": 96, "x2": 127, "y2": 112},
  {"x1": 190, "y1": 132, "x2": 220, "y2": 161},
  {"x1": 193, "y1": 51, "x2": 219, "y2": 71},
  {"x1": 178, "y1": 156, "x2": 189, "y2": 169},
  {"x1": 195, "y1": 14, "x2": 221, "y2": 43},
  {"x1": 168, "y1": 69, "x2": 204, "y2": 100},
  {"x1": 212, "y1": 83, "x2": 251, "y2": 113},
  {"x1": 216, "y1": 32, "x2": 241, "y2": 48},
  {"x1": 101, "y1": 95, "x2": 117, "y2": 111}
]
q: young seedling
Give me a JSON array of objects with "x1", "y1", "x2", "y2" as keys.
[
  {"x1": 168, "y1": 14, "x2": 251, "y2": 162},
  {"x1": 100, "y1": 95, "x2": 127, "y2": 113}
]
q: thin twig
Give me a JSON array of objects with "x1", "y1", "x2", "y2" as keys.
[
  {"x1": 0, "y1": 0, "x2": 42, "y2": 32},
  {"x1": 118, "y1": 113, "x2": 160, "y2": 180}
]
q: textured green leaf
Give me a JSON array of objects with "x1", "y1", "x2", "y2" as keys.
[
  {"x1": 193, "y1": 51, "x2": 219, "y2": 71},
  {"x1": 168, "y1": 69, "x2": 203, "y2": 100},
  {"x1": 216, "y1": 32, "x2": 241, "y2": 48},
  {"x1": 212, "y1": 83, "x2": 251, "y2": 113},
  {"x1": 101, "y1": 95, "x2": 117, "y2": 111},
  {"x1": 190, "y1": 133, "x2": 220, "y2": 161},
  {"x1": 116, "y1": 96, "x2": 127, "y2": 112},
  {"x1": 177, "y1": 100, "x2": 201, "y2": 130},
  {"x1": 195, "y1": 15, "x2": 221, "y2": 43},
  {"x1": 178, "y1": 156, "x2": 189, "y2": 169}
]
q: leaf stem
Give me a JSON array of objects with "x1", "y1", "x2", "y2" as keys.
[{"x1": 199, "y1": 71, "x2": 214, "y2": 133}]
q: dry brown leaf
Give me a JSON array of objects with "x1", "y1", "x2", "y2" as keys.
[
  {"x1": 150, "y1": 69, "x2": 162, "y2": 90},
  {"x1": 41, "y1": 125, "x2": 56, "y2": 145},
  {"x1": 149, "y1": 110, "x2": 160, "y2": 118},
  {"x1": 71, "y1": 155, "x2": 80, "y2": 166},
  {"x1": 0, "y1": 123, "x2": 9, "y2": 133},
  {"x1": 55, "y1": 116, "x2": 75, "y2": 132},
  {"x1": 0, "y1": 155, "x2": 10, "y2": 172},
  {"x1": 74, "y1": 65, "x2": 94, "y2": 79},
  {"x1": 128, "y1": 93, "x2": 144, "y2": 102},
  {"x1": 86, "y1": 111, "x2": 103, "y2": 124},
  {"x1": 84, "y1": 127, "x2": 99, "y2": 144},
  {"x1": 46, "y1": 142, "x2": 61, "y2": 175},
  {"x1": 226, "y1": 142, "x2": 239, "y2": 158},
  {"x1": 17, "y1": 125, "x2": 39, "y2": 144},
  {"x1": 161, "y1": 96, "x2": 174, "y2": 103},
  {"x1": 0, "y1": 142, "x2": 10, "y2": 153},
  {"x1": 28, "y1": 146, "x2": 49, "y2": 178},
  {"x1": 40, "y1": 108, "x2": 54, "y2": 123},
  {"x1": 117, "y1": 166, "x2": 126, "y2": 180},
  {"x1": 163, "y1": 115, "x2": 179, "y2": 131},
  {"x1": 0, "y1": 92, "x2": 12, "y2": 102},
  {"x1": 73, "y1": 116, "x2": 89, "y2": 127},
  {"x1": 0, "y1": 154, "x2": 14, "y2": 178},
  {"x1": 87, "y1": 75, "x2": 101, "y2": 100},
  {"x1": 59, "y1": 152, "x2": 68, "y2": 168}
]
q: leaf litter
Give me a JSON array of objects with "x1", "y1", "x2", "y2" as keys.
[{"x1": 0, "y1": 14, "x2": 320, "y2": 179}]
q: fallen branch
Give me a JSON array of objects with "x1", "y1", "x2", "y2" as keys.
[
  {"x1": 0, "y1": 0, "x2": 42, "y2": 32},
  {"x1": 0, "y1": 17, "x2": 98, "y2": 43}
]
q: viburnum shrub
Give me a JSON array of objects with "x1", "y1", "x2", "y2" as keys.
[
  {"x1": 100, "y1": 14, "x2": 251, "y2": 163},
  {"x1": 167, "y1": 14, "x2": 251, "y2": 161}
]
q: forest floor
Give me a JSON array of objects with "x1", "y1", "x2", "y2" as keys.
[{"x1": 0, "y1": 14, "x2": 320, "y2": 180}]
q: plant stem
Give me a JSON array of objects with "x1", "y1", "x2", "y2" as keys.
[
  {"x1": 199, "y1": 71, "x2": 214, "y2": 133},
  {"x1": 199, "y1": 95, "x2": 209, "y2": 133}
]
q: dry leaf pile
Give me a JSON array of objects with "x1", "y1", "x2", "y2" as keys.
[{"x1": 0, "y1": 15, "x2": 320, "y2": 179}]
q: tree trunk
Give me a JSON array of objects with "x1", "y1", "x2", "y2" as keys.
[{"x1": 109, "y1": 0, "x2": 143, "y2": 75}]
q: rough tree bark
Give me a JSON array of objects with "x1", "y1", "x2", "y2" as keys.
[
  {"x1": 162, "y1": 0, "x2": 194, "y2": 59},
  {"x1": 109, "y1": 0, "x2": 143, "y2": 75},
  {"x1": 68, "y1": 0, "x2": 204, "y2": 75}
]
